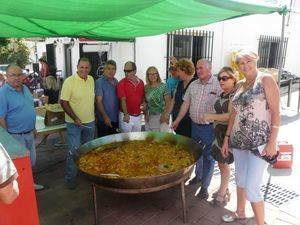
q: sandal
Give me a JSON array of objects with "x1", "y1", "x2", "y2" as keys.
[
  {"x1": 222, "y1": 212, "x2": 246, "y2": 223},
  {"x1": 212, "y1": 193, "x2": 229, "y2": 207}
]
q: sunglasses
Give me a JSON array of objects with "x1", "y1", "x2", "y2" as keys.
[
  {"x1": 124, "y1": 69, "x2": 134, "y2": 73},
  {"x1": 217, "y1": 76, "x2": 231, "y2": 82}
]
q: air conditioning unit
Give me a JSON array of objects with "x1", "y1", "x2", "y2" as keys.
[{"x1": 82, "y1": 44, "x2": 110, "y2": 53}]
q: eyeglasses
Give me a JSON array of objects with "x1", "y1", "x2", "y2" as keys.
[
  {"x1": 217, "y1": 76, "x2": 231, "y2": 82},
  {"x1": 124, "y1": 69, "x2": 134, "y2": 74}
]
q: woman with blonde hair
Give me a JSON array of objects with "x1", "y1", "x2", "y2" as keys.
[
  {"x1": 144, "y1": 66, "x2": 170, "y2": 131},
  {"x1": 203, "y1": 66, "x2": 237, "y2": 207},
  {"x1": 44, "y1": 75, "x2": 59, "y2": 104},
  {"x1": 221, "y1": 50, "x2": 280, "y2": 224}
]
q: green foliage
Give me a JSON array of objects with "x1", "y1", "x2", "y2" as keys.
[{"x1": 0, "y1": 38, "x2": 30, "y2": 68}]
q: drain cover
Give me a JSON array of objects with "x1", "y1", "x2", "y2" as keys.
[{"x1": 261, "y1": 183, "x2": 299, "y2": 206}]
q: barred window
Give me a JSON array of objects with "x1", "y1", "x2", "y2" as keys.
[
  {"x1": 167, "y1": 29, "x2": 214, "y2": 75},
  {"x1": 257, "y1": 35, "x2": 288, "y2": 69}
]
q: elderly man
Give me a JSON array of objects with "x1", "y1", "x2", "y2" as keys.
[
  {"x1": 0, "y1": 143, "x2": 19, "y2": 204},
  {"x1": 0, "y1": 64, "x2": 44, "y2": 191},
  {"x1": 173, "y1": 59, "x2": 222, "y2": 200},
  {"x1": 95, "y1": 60, "x2": 119, "y2": 137},
  {"x1": 117, "y1": 61, "x2": 145, "y2": 132},
  {"x1": 60, "y1": 57, "x2": 95, "y2": 190}
]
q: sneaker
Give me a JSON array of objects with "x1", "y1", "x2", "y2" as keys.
[
  {"x1": 66, "y1": 180, "x2": 77, "y2": 190},
  {"x1": 34, "y1": 184, "x2": 44, "y2": 191},
  {"x1": 197, "y1": 187, "x2": 208, "y2": 200},
  {"x1": 186, "y1": 177, "x2": 201, "y2": 186}
]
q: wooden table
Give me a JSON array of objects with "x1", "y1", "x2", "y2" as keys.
[{"x1": 36, "y1": 123, "x2": 66, "y2": 148}]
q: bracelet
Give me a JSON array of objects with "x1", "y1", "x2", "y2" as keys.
[{"x1": 272, "y1": 125, "x2": 280, "y2": 129}]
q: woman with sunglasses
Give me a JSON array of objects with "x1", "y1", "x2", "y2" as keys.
[
  {"x1": 144, "y1": 66, "x2": 170, "y2": 131},
  {"x1": 203, "y1": 67, "x2": 237, "y2": 207},
  {"x1": 221, "y1": 50, "x2": 280, "y2": 224}
]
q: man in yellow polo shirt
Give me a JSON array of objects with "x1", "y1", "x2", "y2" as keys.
[{"x1": 60, "y1": 57, "x2": 95, "y2": 190}]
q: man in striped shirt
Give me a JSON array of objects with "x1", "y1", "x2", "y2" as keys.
[{"x1": 172, "y1": 59, "x2": 222, "y2": 200}]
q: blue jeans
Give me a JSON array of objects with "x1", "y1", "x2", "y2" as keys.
[
  {"x1": 11, "y1": 132, "x2": 36, "y2": 166},
  {"x1": 65, "y1": 121, "x2": 95, "y2": 182},
  {"x1": 191, "y1": 122, "x2": 215, "y2": 189}
]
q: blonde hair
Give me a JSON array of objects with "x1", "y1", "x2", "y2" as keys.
[
  {"x1": 235, "y1": 49, "x2": 259, "y2": 64},
  {"x1": 218, "y1": 67, "x2": 238, "y2": 85},
  {"x1": 175, "y1": 59, "x2": 195, "y2": 76},
  {"x1": 45, "y1": 76, "x2": 58, "y2": 91},
  {"x1": 145, "y1": 66, "x2": 161, "y2": 85}
]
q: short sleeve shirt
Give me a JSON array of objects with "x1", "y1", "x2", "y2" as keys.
[
  {"x1": 60, "y1": 74, "x2": 95, "y2": 123},
  {"x1": 145, "y1": 83, "x2": 169, "y2": 115},
  {"x1": 0, "y1": 84, "x2": 36, "y2": 133},
  {"x1": 117, "y1": 77, "x2": 144, "y2": 115},
  {"x1": 95, "y1": 76, "x2": 119, "y2": 122},
  {"x1": 0, "y1": 143, "x2": 18, "y2": 189},
  {"x1": 183, "y1": 75, "x2": 222, "y2": 124}
]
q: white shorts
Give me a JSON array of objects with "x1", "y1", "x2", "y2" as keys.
[{"x1": 119, "y1": 112, "x2": 142, "y2": 133}]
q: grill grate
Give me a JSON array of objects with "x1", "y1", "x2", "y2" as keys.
[{"x1": 261, "y1": 183, "x2": 299, "y2": 207}]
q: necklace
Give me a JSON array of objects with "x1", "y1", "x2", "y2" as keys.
[{"x1": 242, "y1": 78, "x2": 256, "y2": 90}]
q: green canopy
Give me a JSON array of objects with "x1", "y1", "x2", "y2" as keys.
[{"x1": 0, "y1": 0, "x2": 283, "y2": 40}]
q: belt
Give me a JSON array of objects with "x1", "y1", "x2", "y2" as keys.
[
  {"x1": 128, "y1": 114, "x2": 141, "y2": 117},
  {"x1": 9, "y1": 130, "x2": 32, "y2": 135}
]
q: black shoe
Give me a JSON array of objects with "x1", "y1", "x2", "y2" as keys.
[
  {"x1": 187, "y1": 177, "x2": 201, "y2": 185},
  {"x1": 66, "y1": 180, "x2": 77, "y2": 190},
  {"x1": 197, "y1": 188, "x2": 208, "y2": 200}
]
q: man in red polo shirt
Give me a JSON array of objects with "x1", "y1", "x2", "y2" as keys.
[{"x1": 117, "y1": 61, "x2": 145, "y2": 132}]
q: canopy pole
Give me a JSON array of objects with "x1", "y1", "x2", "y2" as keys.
[
  {"x1": 277, "y1": 12, "x2": 286, "y2": 87},
  {"x1": 133, "y1": 39, "x2": 136, "y2": 63}
]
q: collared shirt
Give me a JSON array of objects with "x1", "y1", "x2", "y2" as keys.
[
  {"x1": 117, "y1": 77, "x2": 144, "y2": 115},
  {"x1": 95, "y1": 75, "x2": 119, "y2": 122},
  {"x1": 60, "y1": 74, "x2": 95, "y2": 123},
  {"x1": 0, "y1": 84, "x2": 36, "y2": 133},
  {"x1": 0, "y1": 143, "x2": 18, "y2": 188},
  {"x1": 183, "y1": 75, "x2": 222, "y2": 124}
]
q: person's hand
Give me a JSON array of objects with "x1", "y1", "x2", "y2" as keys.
[
  {"x1": 221, "y1": 138, "x2": 229, "y2": 158},
  {"x1": 74, "y1": 118, "x2": 82, "y2": 126},
  {"x1": 170, "y1": 56, "x2": 177, "y2": 66},
  {"x1": 198, "y1": 115, "x2": 206, "y2": 124},
  {"x1": 172, "y1": 120, "x2": 179, "y2": 130},
  {"x1": 103, "y1": 115, "x2": 112, "y2": 127},
  {"x1": 140, "y1": 103, "x2": 147, "y2": 112},
  {"x1": 261, "y1": 142, "x2": 277, "y2": 157},
  {"x1": 160, "y1": 113, "x2": 169, "y2": 124},
  {"x1": 123, "y1": 114, "x2": 130, "y2": 123},
  {"x1": 202, "y1": 114, "x2": 213, "y2": 123}
]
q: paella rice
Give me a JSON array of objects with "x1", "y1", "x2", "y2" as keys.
[{"x1": 78, "y1": 140, "x2": 195, "y2": 178}]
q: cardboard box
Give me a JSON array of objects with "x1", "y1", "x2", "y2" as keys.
[
  {"x1": 44, "y1": 110, "x2": 65, "y2": 126},
  {"x1": 44, "y1": 104, "x2": 65, "y2": 126}
]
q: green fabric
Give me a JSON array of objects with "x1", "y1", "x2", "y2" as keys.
[
  {"x1": 145, "y1": 83, "x2": 169, "y2": 115},
  {"x1": 0, "y1": 0, "x2": 282, "y2": 40}
]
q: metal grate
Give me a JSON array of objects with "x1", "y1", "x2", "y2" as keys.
[{"x1": 261, "y1": 183, "x2": 299, "y2": 207}]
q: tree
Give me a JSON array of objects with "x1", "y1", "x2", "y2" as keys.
[{"x1": 0, "y1": 38, "x2": 30, "y2": 68}]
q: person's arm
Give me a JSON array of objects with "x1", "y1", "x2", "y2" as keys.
[
  {"x1": 95, "y1": 96, "x2": 111, "y2": 127},
  {"x1": 171, "y1": 100, "x2": 190, "y2": 130},
  {"x1": 160, "y1": 94, "x2": 171, "y2": 124},
  {"x1": 221, "y1": 108, "x2": 236, "y2": 158},
  {"x1": 0, "y1": 118, "x2": 7, "y2": 130},
  {"x1": 0, "y1": 179, "x2": 19, "y2": 204},
  {"x1": 120, "y1": 97, "x2": 130, "y2": 123},
  {"x1": 261, "y1": 75, "x2": 280, "y2": 157},
  {"x1": 60, "y1": 100, "x2": 82, "y2": 126},
  {"x1": 203, "y1": 100, "x2": 233, "y2": 123}
]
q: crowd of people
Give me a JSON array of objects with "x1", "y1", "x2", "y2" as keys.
[{"x1": 0, "y1": 50, "x2": 280, "y2": 225}]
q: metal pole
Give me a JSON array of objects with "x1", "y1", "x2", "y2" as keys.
[
  {"x1": 92, "y1": 184, "x2": 99, "y2": 225},
  {"x1": 180, "y1": 182, "x2": 187, "y2": 224},
  {"x1": 277, "y1": 12, "x2": 286, "y2": 87},
  {"x1": 287, "y1": 79, "x2": 292, "y2": 107},
  {"x1": 133, "y1": 39, "x2": 136, "y2": 63}
]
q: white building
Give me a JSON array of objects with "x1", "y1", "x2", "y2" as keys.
[{"x1": 29, "y1": 5, "x2": 300, "y2": 82}]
